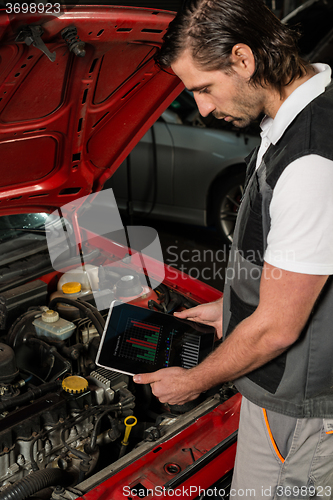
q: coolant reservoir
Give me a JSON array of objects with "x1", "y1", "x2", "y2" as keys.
[
  {"x1": 57, "y1": 264, "x2": 98, "y2": 292},
  {"x1": 33, "y1": 309, "x2": 76, "y2": 340}
]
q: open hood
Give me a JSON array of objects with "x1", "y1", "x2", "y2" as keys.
[{"x1": 0, "y1": 5, "x2": 183, "y2": 214}]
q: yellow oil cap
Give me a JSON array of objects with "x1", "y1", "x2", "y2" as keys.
[
  {"x1": 62, "y1": 282, "x2": 82, "y2": 294},
  {"x1": 62, "y1": 376, "x2": 88, "y2": 394}
]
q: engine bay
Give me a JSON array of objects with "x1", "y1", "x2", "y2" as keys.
[{"x1": 0, "y1": 253, "x2": 238, "y2": 500}]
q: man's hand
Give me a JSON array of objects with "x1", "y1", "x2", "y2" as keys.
[
  {"x1": 174, "y1": 297, "x2": 223, "y2": 339},
  {"x1": 133, "y1": 367, "x2": 201, "y2": 405},
  {"x1": 133, "y1": 298, "x2": 223, "y2": 405}
]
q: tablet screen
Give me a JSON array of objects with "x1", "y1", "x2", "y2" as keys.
[{"x1": 95, "y1": 301, "x2": 216, "y2": 376}]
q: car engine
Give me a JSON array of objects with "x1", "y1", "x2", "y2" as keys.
[{"x1": 0, "y1": 262, "x2": 230, "y2": 500}]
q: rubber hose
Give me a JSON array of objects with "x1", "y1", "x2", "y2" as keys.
[
  {"x1": 86, "y1": 405, "x2": 119, "y2": 452},
  {"x1": 48, "y1": 297, "x2": 103, "y2": 336},
  {"x1": 26, "y1": 337, "x2": 72, "y2": 382},
  {"x1": 156, "y1": 284, "x2": 170, "y2": 308},
  {"x1": 6, "y1": 308, "x2": 43, "y2": 347},
  {"x1": 0, "y1": 380, "x2": 61, "y2": 413},
  {"x1": 148, "y1": 300, "x2": 165, "y2": 312},
  {"x1": 0, "y1": 468, "x2": 71, "y2": 500},
  {"x1": 79, "y1": 300, "x2": 105, "y2": 329},
  {"x1": 166, "y1": 292, "x2": 183, "y2": 313}
]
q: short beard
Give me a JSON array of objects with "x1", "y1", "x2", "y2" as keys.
[
  {"x1": 212, "y1": 111, "x2": 258, "y2": 128},
  {"x1": 214, "y1": 76, "x2": 265, "y2": 127}
]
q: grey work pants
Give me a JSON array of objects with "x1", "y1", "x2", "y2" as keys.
[{"x1": 231, "y1": 397, "x2": 333, "y2": 500}]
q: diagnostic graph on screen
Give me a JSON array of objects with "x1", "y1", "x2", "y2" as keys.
[
  {"x1": 96, "y1": 301, "x2": 216, "y2": 375},
  {"x1": 117, "y1": 317, "x2": 162, "y2": 365},
  {"x1": 116, "y1": 316, "x2": 202, "y2": 368}
]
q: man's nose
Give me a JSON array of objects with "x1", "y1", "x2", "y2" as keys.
[{"x1": 193, "y1": 93, "x2": 215, "y2": 117}]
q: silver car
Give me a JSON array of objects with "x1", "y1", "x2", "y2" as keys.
[{"x1": 106, "y1": 91, "x2": 260, "y2": 244}]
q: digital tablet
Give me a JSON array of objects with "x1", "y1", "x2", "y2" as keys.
[{"x1": 95, "y1": 300, "x2": 216, "y2": 376}]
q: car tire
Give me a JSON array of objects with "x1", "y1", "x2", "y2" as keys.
[{"x1": 213, "y1": 172, "x2": 245, "y2": 245}]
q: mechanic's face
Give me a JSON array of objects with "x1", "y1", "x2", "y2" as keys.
[{"x1": 171, "y1": 49, "x2": 265, "y2": 128}]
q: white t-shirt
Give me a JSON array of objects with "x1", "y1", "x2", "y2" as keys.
[{"x1": 257, "y1": 64, "x2": 333, "y2": 275}]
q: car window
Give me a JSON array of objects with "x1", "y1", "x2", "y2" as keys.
[
  {"x1": 0, "y1": 213, "x2": 49, "y2": 243},
  {"x1": 0, "y1": 213, "x2": 58, "y2": 289}
]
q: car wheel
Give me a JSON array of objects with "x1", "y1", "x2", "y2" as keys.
[{"x1": 213, "y1": 172, "x2": 245, "y2": 245}]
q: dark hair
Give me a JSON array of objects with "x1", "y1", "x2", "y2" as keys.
[{"x1": 157, "y1": 0, "x2": 308, "y2": 91}]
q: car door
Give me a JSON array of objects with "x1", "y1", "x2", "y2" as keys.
[{"x1": 106, "y1": 118, "x2": 174, "y2": 215}]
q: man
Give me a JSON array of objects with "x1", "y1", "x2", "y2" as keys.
[{"x1": 134, "y1": 0, "x2": 333, "y2": 497}]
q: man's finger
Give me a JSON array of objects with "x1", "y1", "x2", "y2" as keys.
[
  {"x1": 133, "y1": 373, "x2": 159, "y2": 384},
  {"x1": 174, "y1": 309, "x2": 198, "y2": 319}
]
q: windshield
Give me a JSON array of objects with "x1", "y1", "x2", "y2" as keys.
[
  {"x1": 0, "y1": 213, "x2": 55, "y2": 292},
  {"x1": 0, "y1": 213, "x2": 49, "y2": 242}
]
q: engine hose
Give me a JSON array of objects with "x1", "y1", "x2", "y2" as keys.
[
  {"x1": 60, "y1": 427, "x2": 91, "y2": 464},
  {"x1": 156, "y1": 284, "x2": 170, "y2": 309},
  {"x1": 148, "y1": 300, "x2": 165, "y2": 312},
  {"x1": 0, "y1": 468, "x2": 73, "y2": 500},
  {"x1": 78, "y1": 300, "x2": 105, "y2": 329},
  {"x1": 60, "y1": 428, "x2": 91, "y2": 481},
  {"x1": 6, "y1": 308, "x2": 44, "y2": 348},
  {"x1": 86, "y1": 404, "x2": 120, "y2": 453},
  {"x1": 25, "y1": 337, "x2": 72, "y2": 382},
  {"x1": 48, "y1": 297, "x2": 104, "y2": 336},
  {"x1": 166, "y1": 292, "x2": 183, "y2": 313},
  {"x1": 0, "y1": 380, "x2": 61, "y2": 413}
]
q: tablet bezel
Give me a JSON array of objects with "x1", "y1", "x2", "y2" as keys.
[{"x1": 95, "y1": 300, "x2": 216, "y2": 376}]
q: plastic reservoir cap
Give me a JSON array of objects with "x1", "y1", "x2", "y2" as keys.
[
  {"x1": 62, "y1": 375, "x2": 88, "y2": 394},
  {"x1": 42, "y1": 310, "x2": 60, "y2": 323},
  {"x1": 62, "y1": 282, "x2": 82, "y2": 294}
]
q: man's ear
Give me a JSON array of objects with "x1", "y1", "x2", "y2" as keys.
[{"x1": 230, "y1": 44, "x2": 255, "y2": 79}]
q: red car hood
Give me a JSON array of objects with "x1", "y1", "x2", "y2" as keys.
[{"x1": 0, "y1": 5, "x2": 182, "y2": 215}]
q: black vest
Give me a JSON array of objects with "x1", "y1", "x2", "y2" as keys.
[{"x1": 223, "y1": 85, "x2": 333, "y2": 417}]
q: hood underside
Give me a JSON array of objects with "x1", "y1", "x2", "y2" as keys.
[{"x1": 0, "y1": 5, "x2": 183, "y2": 214}]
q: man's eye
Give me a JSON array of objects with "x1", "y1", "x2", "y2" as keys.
[{"x1": 199, "y1": 88, "x2": 208, "y2": 94}]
